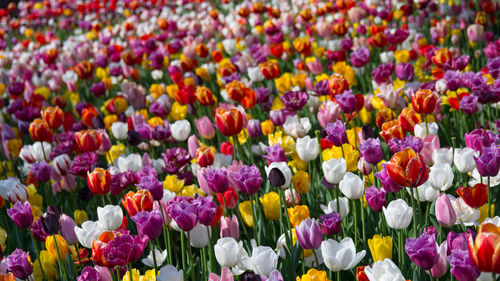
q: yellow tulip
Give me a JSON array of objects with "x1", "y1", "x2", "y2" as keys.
[
  {"x1": 292, "y1": 171, "x2": 310, "y2": 194},
  {"x1": 239, "y1": 200, "x2": 254, "y2": 227},
  {"x1": 296, "y1": 268, "x2": 330, "y2": 281},
  {"x1": 332, "y1": 61, "x2": 356, "y2": 86},
  {"x1": 103, "y1": 115, "x2": 118, "y2": 130},
  {"x1": 195, "y1": 67, "x2": 210, "y2": 81},
  {"x1": 261, "y1": 120, "x2": 275, "y2": 136},
  {"x1": 275, "y1": 73, "x2": 292, "y2": 93},
  {"x1": 287, "y1": 205, "x2": 310, "y2": 227},
  {"x1": 33, "y1": 250, "x2": 58, "y2": 281},
  {"x1": 180, "y1": 185, "x2": 204, "y2": 198},
  {"x1": 260, "y1": 192, "x2": 280, "y2": 220},
  {"x1": 45, "y1": 234, "x2": 68, "y2": 260},
  {"x1": 107, "y1": 143, "x2": 126, "y2": 164},
  {"x1": 169, "y1": 101, "x2": 188, "y2": 121},
  {"x1": 123, "y1": 268, "x2": 141, "y2": 281},
  {"x1": 149, "y1": 84, "x2": 164, "y2": 99},
  {"x1": 368, "y1": 235, "x2": 393, "y2": 262},
  {"x1": 164, "y1": 175, "x2": 185, "y2": 193},
  {"x1": 6, "y1": 139, "x2": 22, "y2": 159},
  {"x1": 322, "y1": 144, "x2": 359, "y2": 172},
  {"x1": 478, "y1": 204, "x2": 495, "y2": 224},
  {"x1": 74, "y1": 210, "x2": 88, "y2": 226}
]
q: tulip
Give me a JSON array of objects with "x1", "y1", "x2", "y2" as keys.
[
  {"x1": 5, "y1": 249, "x2": 33, "y2": 280},
  {"x1": 296, "y1": 136, "x2": 319, "y2": 162},
  {"x1": 364, "y1": 259, "x2": 405, "y2": 281},
  {"x1": 132, "y1": 210, "x2": 163, "y2": 240},
  {"x1": 103, "y1": 234, "x2": 149, "y2": 267},
  {"x1": 281, "y1": 90, "x2": 309, "y2": 111},
  {"x1": 247, "y1": 119, "x2": 262, "y2": 138},
  {"x1": 328, "y1": 74, "x2": 349, "y2": 98},
  {"x1": 220, "y1": 215, "x2": 239, "y2": 240},
  {"x1": 260, "y1": 192, "x2": 281, "y2": 220},
  {"x1": 428, "y1": 163, "x2": 454, "y2": 191},
  {"x1": 217, "y1": 187, "x2": 238, "y2": 210},
  {"x1": 142, "y1": 248, "x2": 167, "y2": 268},
  {"x1": 322, "y1": 158, "x2": 347, "y2": 185},
  {"x1": 450, "y1": 196, "x2": 480, "y2": 226},
  {"x1": 209, "y1": 267, "x2": 234, "y2": 281},
  {"x1": 111, "y1": 122, "x2": 128, "y2": 140},
  {"x1": 41, "y1": 206, "x2": 61, "y2": 235},
  {"x1": 430, "y1": 242, "x2": 448, "y2": 278},
  {"x1": 474, "y1": 146, "x2": 500, "y2": 177},
  {"x1": 368, "y1": 235, "x2": 393, "y2": 262},
  {"x1": 386, "y1": 148, "x2": 429, "y2": 187},
  {"x1": 320, "y1": 197, "x2": 350, "y2": 218},
  {"x1": 467, "y1": 24, "x2": 485, "y2": 42},
  {"x1": 59, "y1": 214, "x2": 78, "y2": 245},
  {"x1": 29, "y1": 119, "x2": 53, "y2": 142},
  {"x1": 194, "y1": 116, "x2": 215, "y2": 139},
  {"x1": 321, "y1": 237, "x2": 366, "y2": 272},
  {"x1": 171, "y1": 120, "x2": 191, "y2": 142},
  {"x1": 158, "y1": 265, "x2": 184, "y2": 281},
  {"x1": 383, "y1": 199, "x2": 412, "y2": 230},
  {"x1": 121, "y1": 190, "x2": 154, "y2": 217},
  {"x1": 287, "y1": 205, "x2": 310, "y2": 227},
  {"x1": 457, "y1": 183, "x2": 488, "y2": 209},
  {"x1": 97, "y1": 205, "x2": 123, "y2": 231},
  {"x1": 326, "y1": 121, "x2": 348, "y2": 147},
  {"x1": 375, "y1": 166, "x2": 402, "y2": 193},
  {"x1": 231, "y1": 165, "x2": 263, "y2": 195},
  {"x1": 398, "y1": 108, "x2": 421, "y2": 133},
  {"x1": 365, "y1": 187, "x2": 386, "y2": 212},
  {"x1": 74, "y1": 220, "x2": 105, "y2": 248},
  {"x1": 449, "y1": 249, "x2": 480, "y2": 281},
  {"x1": 295, "y1": 218, "x2": 322, "y2": 249},
  {"x1": 465, "y1": 129, "x2": 495, "y2": 153},
  {"x1": 317, "y1": 101, "x2": 340, "y2": 129},
  {"x1": 215, "y1": 108, "x2": 244, "y2": 136},
  {"x1": 319, "y1": 212, "x2": 342, "y2": 236},
  {"x1": 435, "y1": 194, "x2": 457, "y2": 228},
  {"x1": 7, "y1": 201, "x2": 33, "y2": 228},
  {"x1": 411, "y1": 89, "x2": 437, "y2": 114},
  {"x1": 195, "y1": 196, "x2": 218, "y2": 226},
  {"x1": 414, "y1": 122, "x2": 439, "y2": 139},
  {"x1": 78, "y1": 266, "x2": 101, "y2": 281},
  {"x1": 249, "y1": 246, "x2": 279, "y2": 277},
  {"x1": 0, "y1": 177, "x2": 29, "y2": 203},
  {"x1": 75, "y1": 130, "x2": 102, "y2": 152},
  {"x1": 214, "y1": 237, "x2": 244, "y2": 268},
  {"x1": 167, "y1": 198, "x2": 197, "y2": 232},
  {"x1": 468, "y1": 222, "x2": 500, "y2": 273},
  {"x1": 454, "y1": 147, "x2": 477, "y2": 173},
  {"x1": 186, "y1": 223, "x2": 211, "y2": 248},
  {"x1": 359, "y1": 138, "x2": 383, "y2": 165},
  {"x1": 432, "y1": 148, "x2": 453, "y2": 166},
  {"x1": 87, "y1": 168, "x2": 111, "y2": 195},
  {"x1": 265, "y1": 162, "x2": 292, "y2": 189},
  {"x1": 45, "y1": 234, "x2": 69, "y2": 260},
  {"x1": 405, "y1": 232, "x2": 438, "y2": 270},
  {"x1": 339, "y1": 172, "x2": 364, "y2": 199}
]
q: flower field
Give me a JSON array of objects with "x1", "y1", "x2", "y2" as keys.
[{"x1": 0, "y1": 0, "x2": 499, "y2": 280}]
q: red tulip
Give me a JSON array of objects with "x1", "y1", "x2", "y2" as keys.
[
  {"x1": 386, "y1": 147, "x2": 429, "y2": 187},
  {"x1": 87, "y1": 168, "x2": 111, "y2": 195},
  {"x1": 41, "y1": 106, "x2": 63, "y2": 129},
  {"x1": 121, "y1": 190, "x2": 154, "y2": 217},
  {"x1": 215, "y1": 108, "x2": 243, "y2": 136},
  {"x1": 468, "y1": 223, "x2": 500, "y2": 273},
  {"x1": 411, "y1": 89, "x2": 438, "y2": 114},
  {"x1": 457, "y1": 183, "x2": 488, "y2": 209}
]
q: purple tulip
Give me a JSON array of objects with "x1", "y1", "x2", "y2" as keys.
[
  {"x1": 371, "y1": 62, "x2": 394, "y2": 84},
  {"x1": 132, "y1": 210, "x2": 163, "y2": 240},
  {"x1": 31, "y1": 160, "x2": 52, "y2": 182},
  {"x1": 447, "y1": 230, "x2": 475, "y2": 254},
  {"x1": 465, "y1": 129, "x2": 495, "y2": 153},
  {"x1": 5, "y1": 249, "x2": 33, "y2": 280},
  {"x1": 375, "y1": 165, "x2": 402, "y2": 193},
  {"x1": 231, "y1": 165, "x2": 263, "y2": 194},
  {"x1": 314, "y1": 80, "x2": 330, "y2": 96},
  {"x1": 59, "y1": 214, "x2": 78, "y2": 245},
  {"x1": 247, "y1": 119, "x2": 262, "y2": 138},
  {"x1": 162, "y1": 148, "x2": 191, "y2": 174},
  {"x1": 90, "y1": 82, "x2": 107, "y2": 97},
  {"x1": 152, "y1": 124, "x2": 171, "y2": 142},
  {"x1": 474, "y1": 146, "x2": 500, "y2": 177},
  {"x1": 261, "y1": 270, "x2": 284, "y2": 281},
  {"x1": 448, "y1": 249, "x2": 481, "y2": 281},
  {"x1": 365, "y1": 186, "x2": 386, "y2": 212},
  {"x1": 269, "y1": 109, "x2": 294, "y2": 127},
  {"x1": 359, "y1": 138, "x2": 383, "y2": 164},
  {"x1": 326, "y1": 120, "x2": 348, "y2": 147},
  {"x1": 319, "y1": 212, "x2": 342, "y2": 235},
  {"x1": 405, "y1": 232, "x2": 439, "y2": 270},
  {"x1": 395, "y1": 62, "x2": 414, "y2": 81},
  {"x1": 103, "y1": 234, "x2": 149, "y2": 266},
  {"x1": 350, "y1": 47, "x2": 370, "y2": 67},
  {"x1": 385, "y1": 28, "x2": 409, "y2": 45},
  {"x1": 137, "y1": 175, "x2": 163, "y2": 201},
  {"x1": 203, "y1": 168, "x2": 229, "y2": 193},
  {"x1": 459, "y1": 95, "x2": 479, "y2": 115},
  {"x1": 30, "y1": 218, "x2": 48, "y2": 241},
  {"x1": 335, "y1": 91, "x2": 356, "y2": 113},
  {"x1": 194, "y1": 196, "x2": 218, "y2": 226},
  {"x1": 281, "y1": 90, "x2": 309, "y2": 111},
  {"x1": 295, "y1": 218, "x2": 322, "y2": 249},
  {"x1": 7, "y1": 201, "x2": 33, "y2": 228},
  {"x1": 78, "y1": 266, "x2": 101, "y2": 281},
  {"x1": 167, "y1": 197, "x2": 198, "y2": 231},
  {"x1": 262, "y1": 144, "x2": 287, "y2": 163},
  {"x1": 41, "y1": 205, "x2": 61, "y2": 235}
]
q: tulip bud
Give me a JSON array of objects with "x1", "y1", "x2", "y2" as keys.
[{"x1": 435, "y1": 194, "x2": 457, "y2": 228}]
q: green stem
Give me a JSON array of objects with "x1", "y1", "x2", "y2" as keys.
[
  {"x1": 52, "y1": 234, "x2": 67, "y2": 281},
  {"x1": 128, "y1": 265, "x2": 134, "y2": 281},
  {"x1": 180, "y1": 231, "x2": 187, "y2": 274},
  {"x1": 151, "y1": 240, "x2": 158, "y2": 277},
  {"x1": 488, "y1": 176, "x2": 492, "y2": 218},
  {"x1": 360, "y1": 198, "x2": 366, "y2": 243},
  {"x1": 206, "y1": 226, "x2": 216, "y2": 273},
  {"x1": 353, "y1": 200, "x2": 358, "y2": 246},
  {"x1": 410, "y1": 188, "x2": 417, "y2": 237}
]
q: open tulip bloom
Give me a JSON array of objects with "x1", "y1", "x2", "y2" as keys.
[{"x1": 1, "y1": 1, "x2": 500, "y2": 281}]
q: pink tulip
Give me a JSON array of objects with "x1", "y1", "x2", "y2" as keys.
[
  {"x1": 435, "y1": 194, "x2": 457, "y2": 228},
  {"x1": 317, "y1": 101, "x2": 340, "y2": 129},
  {"x1": 430, "y1": 242, "x2": 448, "y2": 278},
  {"x1": 467, "y1": 24, "x2": 485, "y2": 42},
  {"x1": 421, "y1": 134, "x2": 440, "y2": 166},
  {"x1": 220, "y1": 215, "x2": 239, "y2": 240},
  {"x1": 209, "y1": 267, "x2": 234, "y2": 281}
]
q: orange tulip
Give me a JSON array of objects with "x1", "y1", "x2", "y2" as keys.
[
  {"x1": 431, "y1": 48, "x2": 452, "y2": 68},
  {"x1": 398, "y1": 108, "x2": 421, "y2": 133},
  {"x1": 75, "y1": 130, "x2": 102, "y2": 152},
  {"x1": 225, "y1": 80, "x2": 246, "y2": 102},
  {"x1": 386, "y1": 148, "x2": 429, "y2": 187},
  {"x1": 332, "y1": 21, "x2": 348, "y2": 36},
  {"x1": 293, "y1": 38, "x2": 312, "y2": 56},
  {"x1": 411, "y1": 89, "x2": 438, "y2": 115},
  {"x1": 29, "y1": 119, "x2": 53, "y2": 142},
  {"x1": 259, "y1": 61, "x2": 280, "y2": 80},
  {"x1": 87, "y1": 168, "x2": 111, "y2": 195},
  {"x1": 379, "y1": 120, "x2": 404, "y2": 143},
  {"x1": 195, "y1": 43, "x2": 209, "y2": 58},
  {"x1": 241, "y1": 88, "x2": 257, "y2": 109},
  {"x1": 376, "y1": 108, "x2": 395, "y2": 129},
  {"x1": 468, "y1": 223, "x2": 500, "y2": 273},
  {"x1": 457, "y1": 183, "x2": 488, "y2": 209},
  {"x1": 195, "y1": 86, "x2": 216, "y2": 106},
  {"x1": 216, "y1": 60, "x2": 236, "y2": 77},
  {"x1": 270, "y1": 43, "x2": 283, "y2": 58},
  {"x1": 328, "y1": 74, "x2": 349, "y2": 98},
  {"x1": 121, "y1": 190, "x2": 154, "y2": 217},
  {"x1": 81, "y1": 106, "x2": 98, "y2": 127},
  {"x1": 92, "y1": 231, "x2": 121, "y2": 267},
  {"x1": 215, "y1": 108, "x2": 244, "y2": 137},
  {"x1": 74, "y1": 60, "x2": 93, "y2": 79},
  {"x1": 41, "y1": 106, "x2": 63, "y2": 129}
]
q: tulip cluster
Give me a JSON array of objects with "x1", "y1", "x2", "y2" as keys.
[{"x1": 0, "y1": 0, "x2": 499, "y2": 281}]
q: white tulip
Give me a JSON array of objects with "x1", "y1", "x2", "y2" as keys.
[
  {"x1": 453, "y1": 147, "x2": 477, "y2": 173},
  {"x1": 214, "y1": 237, "x2": 243, "y2": 268},
  {"x1": 296, "y1": 136, "x2": 319, "y2": 162},
  {"x1": 365, "y1": 258, "x2": 405, "y2": 281},
  {"x1": 186, "y1": 223, "x2": 211, "y2": 248},
  {"x1": 265, "y1": 162, "x2": 292, "y2": 189},
  {"x1": 249, "y1": 246, "x2": 279, "y2": 277},
  {"x1": 429, "y1": 163, "x2": 454, "y2": 191},
  {"x1": 142, "y1": 249, "x2": 167, "y2": 268},
  {"x1": 449, "y1": 196, "x2": 480, "y2": 226},
  {"x1": 97, "y1": 205, "x2": 123, "y2": 231},
  {"x1": 111, "y1": 122, "x2": 128, "y2": 140},
  {"x1": 157, "y1": 265, "x2": 183, "y2": 281},
  {"x1": 116, "y1": 154, "x2": 143, "y2": 172},
  {"x1": 74, "y1": 221, "x2": 104, "y2": 249},
  {"x1": 0, "y1": 177, "x2": 28, "y2": 203},
  {"x1": 321, "y1": 237, "x2": 366, "y2": 272},
  {"x1": 171, "y1": 120, "x2": 191, "y2": 141},
  {"x1": 247, "y1": 67, "x2": 265, "y2": 82},
  {"x1": 383, "y1": 199, "x2": 413, "y2": 230},
  {"x1": 432, "y1": 148, "x2": 453, "y2": 166},
  {"x1": 222, "y1": 39, "x2": 237, "y2": 56},
  {"x1": 322, "y1": 158, "x2": 347, "y2": 185},
  {"x1": 52, "y1": 154, "x2": 72, "y2": 176},
  {"x1": 32, "y1": 142, "x2": 52, "y2": 162},
  {"x1": 339, "y1": 172, "x2": 364, "y2": 199},
  {"x1": 19, "y1": 145, "x2": 36, "y2": 164},
  {"x1": 405, "y1": 181, "x2": 439, "y2": 202},
  {"x1": 320, "y1": 197, "x2": 350, "y2": 218},
  {"x1": 414, "y1": 122, "x2": 438, "y2": 139}
]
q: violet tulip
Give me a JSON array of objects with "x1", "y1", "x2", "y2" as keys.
[
  {"x1": 295, "y1": 218, "x2": 322, "y2": 249},
  {"x1": 375, "y1": 165, "x2": 402, "y2": 193},
  {"x1": 448, "y1": 249, "x2": 481, "y2": 281},
  {"x1": 335, "y1": 91, "x2": 357, "y2": 113},
  {"x1": 231, "y1": 165, "x2": 263, "y2": 195},
  {"x1": 132, "y1": 210, "x2": 164, "y2": 240},
  {"x1": 359, "y1": 138, "x2": 383, "y2": 164},
  {"x1": 405, "y1": 232, "x2": 439, "y2": 270},
  {"x1": 281, "y1": 90, "x2": 309, "y2": 111},
  {"x1": 365, "y1": 186, "x2": 386, "y2": 212},
  {"x1": 167, "y1": 198, "x2": 198, "y2": 232},
  {"x1": 5, "y1": 249, "x2": 33, "y2": 280},
  {"x1": 326, "y1": 120, "x2": 348, "y2": 147},
  {"x1": 203, "y1": 168, "x2": 229, "y2": 193},
  {"x1": 7, "y1": 201, "x2": 33, "y2": 228},
  {"x1": 59, "y1": 214, "x2": 78, "y2": 245},
  {"x1": 195, "y1": 196, "x2": 218, "y2": 226},
  {"x1": 103, "y1": 234, "x2": 149, "y2": 267},
  {"x1": 319, "y1": 212, "x2": 342, "y2": 236},
  {"x1": 474, "y1": 146, "x2": 500, "y2": 177},
  {"x1": 247, "y1": 119, "x2": 262, "y2": 138}
]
